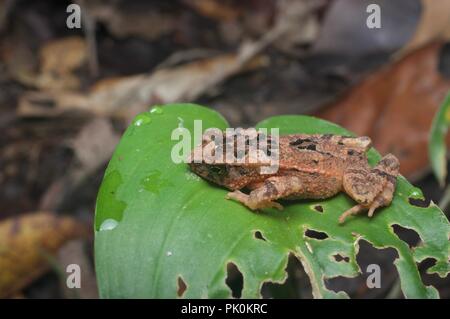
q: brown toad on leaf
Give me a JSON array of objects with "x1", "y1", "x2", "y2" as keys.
[{"x1": 188, "y1": 131, "x2": 399, "y2": 224}]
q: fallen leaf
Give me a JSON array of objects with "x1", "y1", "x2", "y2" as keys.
[
  {"x1": 317, "y1": 43, "x2": 450, "y2": 179},
  {"x1": 17, "y1": 90, "x2": 89, "y2": 117},
  {"x1": 86, "y1": 1, "x2": 178, "y2": 40},
  {"x1": 40, "y1": 118, "x2": 120, "y2": 211},
  {"x1": 272, "y1": 0, "x2": 321, "y2": 54},
  {"x1": 70, "y1": 118, "x2": 120, "y2": 172},
  {"x1": 182, "y1": 0, "x2": 241, "y2": 21},
  {"x1": 0, "y1": 212, "x2": 88, "y2": 298},
  {"x1": 89, "y1": 53, "x2": 268, "y2": 117},
  {"x1": 399, "y1": 0, "x2": 450, "y2": 56},
  {"x1": 36, "y1": 36, "x2": 87, "y2": 90},
  {"x1": 18, "y1": 53, "x2": 268, "y2": 120},
  {"x1": 3, "y1": 36, "x2": 87, "y2": 91},
  {"x1": 17, "y1": 2, "x2": 321, "y2": 121}
]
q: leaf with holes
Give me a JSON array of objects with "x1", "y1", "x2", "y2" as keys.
[{"x1": 95, "y1": 104, "x2": 450, "y2": 298}]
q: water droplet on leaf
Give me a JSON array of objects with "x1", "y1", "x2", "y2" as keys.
[
  {"x1": 409, "y1": 188, "x2": 423, "y2": 199},
  {"x1": 99, "y1": 218, "x2": 119, "y2": 231},
  {"x1": 133, "y1": 114, "x2": 151, "y2": 126},
  {"x1": 150, "y1": 106, "x2": 163, "y2": 114}
]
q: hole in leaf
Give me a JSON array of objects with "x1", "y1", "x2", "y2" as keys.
[
  {"x1": 305, "y1": 229, "x2": 328, "y2": 240},
  {"x1": 391, "y1": 224, "x2": 421, "y2": 248},
  {"x1": 177, "y1": 276, "x2": 187, "y2": 297},
  {"x1": 254, "y1": 230, "x2": 266, "y2": 241},
  {"x1": 333, "y1": 254, "x2": 350, "y2": 263},
  {"x1": 261, "y1": 253, "x2": 312, "y2": 299},
  {"x1": 408, "y1": 197, "x2": 428, "y2": 208},
  {"x1": 325, "y1": 240, "x2": 400, "y2": 298},
  {"x1": 419, "y1": 257, "x2": 437, "y2": 273},
  {"x1": 417, "y1": 258, "x2": 442, "y2": 288},
  {"x1": 225, "y1": 262, "x2": 243, "y2": 298},
  {"x1": 314, "y1": 205, "x2": 324, "y2": 213}
]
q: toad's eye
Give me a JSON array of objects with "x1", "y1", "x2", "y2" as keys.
[
  {"x1": 290, "y1": 138, "x2": 312, "y2": 146},
  {"x1": 290, "y1": 138, "x2": 317, "y2": 151},
  {"x1": 208, "y1": 165, "x2": 227, "y2": 177}
]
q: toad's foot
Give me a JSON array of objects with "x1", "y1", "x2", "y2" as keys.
[
  {"x1": 338, "y1": 202, "x2": 379, "y2": 224},
  {"x1": 339, "y1": 204, "x2": 364, "y2": 224},
  {"x1": 226, "y1": 190, "x2": 284, "y2": 211},
  {"x1": 339, "y1": 193, "x2": 391, "y2": 224},
  {"x1": 341, "y1": 154, "x2": 399, "y2": 224}
]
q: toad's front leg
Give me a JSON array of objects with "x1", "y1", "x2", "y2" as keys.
[
  {"x1": 226, "y1": 176, "x2": 304, "y2": 211},
  {"x1": 340, "y1": 154, "x2": 399, "y2": 224}
]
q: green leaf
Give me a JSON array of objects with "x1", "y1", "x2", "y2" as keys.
[
  {"x1": 95, "y1": 104, "x2": 450, "y2": 298},
  {"x1": 429, "y1": 92, "x2": 450, "y2": 187}
]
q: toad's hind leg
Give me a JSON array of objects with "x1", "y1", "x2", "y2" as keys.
[
  {"x1": 340, "y1": 153, "x2": 399, "y2": 224},
  {"x1": 226, "y1": 176, "x2": 304, "y2": 211},
  {"x1": 365, "y1": 154, "x2": 399, "y2": 216}
]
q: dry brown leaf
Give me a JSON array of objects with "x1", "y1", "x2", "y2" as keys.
[
  {"x1": 17, "y1": 2, "x2": 321, "y2": 121},
  {"x1": 399, "y1": 0, "x2": 450, "y2": 56},
  {"x1": 18, "y1": 53, "x2": 268, "y2": 120},
  {"x1": 273, "y1": 0, "x2": 320, "y2": 54},
  {"x1": 0, "y1": 212, "x2": 88, "y2": 298},
  {"x1": 182, "y1": 0, "x2": 241, "y2": 21},
  {"x1": 36, "y1": 36, "x2": 87, "y2": 90},
  {"x1": 39, "y1": 37, "x2": 86, "y2": 79},
  {"x1": 18, "y1": 90, "x2": 89, "y2": 117},
  {"x1": 89, "y1": 54, "x2": 268, "y2": 117},
  {"x1": 17, "y1": 1, "x2": 321, "y2": 121},
  {"x1": 70, "y1": 118, "x2": 120, "y2": 171},
  {"x1": 86, "y1": 2, "x2": 177, "y2": 40},
  {"x1": 317, "y1": 43, "x2": 450, "y2": 179},
  {"x1": 3, "y1": 36, "x2": 87, "y2": 91},
  {"x1": 40, "y1": 118, "x2": 120, "y2": 211}
]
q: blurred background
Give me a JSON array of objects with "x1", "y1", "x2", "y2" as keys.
[{"x1": 0, "y1": 0, "x2": 449, "y2": 298}]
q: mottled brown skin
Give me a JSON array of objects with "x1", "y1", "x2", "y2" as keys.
[{"x1": 188, "y1": 133, "x2": 400, "y2": 224}]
